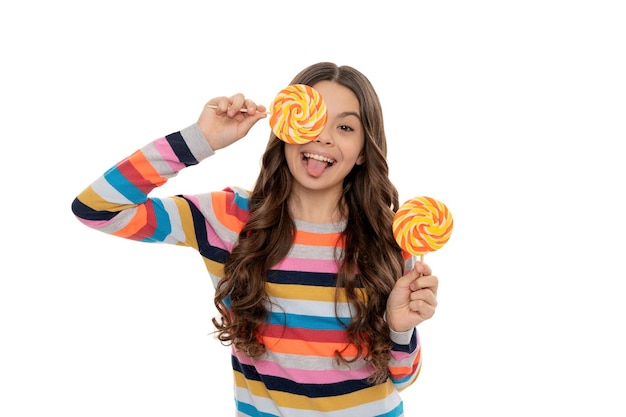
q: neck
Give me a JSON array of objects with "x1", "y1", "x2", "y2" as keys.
[{"x1": 289, "y1": 187, "x2": 345, "y2": 224}]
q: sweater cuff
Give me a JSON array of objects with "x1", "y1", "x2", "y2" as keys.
[
  {"x1": 390, "y1": 327, "x2": 415, "y2": 345},
  {"x1": 180, "y1": 123, "x2": 215, "y2": 161}
]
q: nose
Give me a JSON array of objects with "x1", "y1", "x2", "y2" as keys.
[{"x1": 314, "y1": 127, "x2": 333, "y2": 145}]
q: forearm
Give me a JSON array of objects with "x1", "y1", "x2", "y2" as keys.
[{"x1": 71, "y1": 124, "x2": 213, "y2": 243}]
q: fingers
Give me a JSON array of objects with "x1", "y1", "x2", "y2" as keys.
[
  {"x1": 387, "y1": 261, "x2": 439, "y2": 328},
  {"x1": 199, "y1": 93, "x2": 267, "y2": 151},
  {"x1": 413, "y1": 261, "x2": 432, "y2": 277},
  {"x1": 409, "y1": 274, "x2": 438, "y2": 293},
  {"x1": 408, "y1": 280, "x2": 438, "y2": 319},
  {"x1": 396, "y1": 262, "x2": 437, "y2": 294},
  {"x1": 206, "y1": 94, "x2": 267, "y2": 117},
  {"x1": 407, "y1": 264, "x2": 438, "y2": 318},
  {"x1": 409, "y1": 296, "x2": 437, "y2": 319},
  {"x1": 410, "y1": 285, "x2": 437, "y2": 306},
  {"x1": 408, "y1": 261, "x2": 438, "y2": 293}
]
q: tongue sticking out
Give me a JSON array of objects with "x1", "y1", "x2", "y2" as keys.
[{"x1": 306, "y1": 158, "x2": 328, "y2": 177}]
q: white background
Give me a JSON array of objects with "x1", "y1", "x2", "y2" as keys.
[{"x1": 2, "y1": 1, "x2": 625, "y2": 415}]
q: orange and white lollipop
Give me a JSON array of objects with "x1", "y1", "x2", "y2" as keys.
[
  {"x1": 269, "y1": 84, "x2": 327, "y2": 144},
  {"x1": 393, "y1": 196, "x2": 454, "y2": 259}
]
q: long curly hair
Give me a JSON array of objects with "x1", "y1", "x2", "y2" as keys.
[{"x1": 213, "y1": 62, "x2": 405, "y2": 384}]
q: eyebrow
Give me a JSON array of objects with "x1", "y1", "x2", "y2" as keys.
[{"x1": 337, "y1": 111, "x2": 361, "y2": 120}]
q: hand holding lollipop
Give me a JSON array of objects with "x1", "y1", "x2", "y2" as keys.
[
  {"x1": 387, "y1": 197, "x2": 450, "y2": 332},
  {"x1": 205, "y1": 84, "x2": 328, "y2": 144},
  {"x1": 392, "y1": 196, "x2": 454, "y2": 260}
]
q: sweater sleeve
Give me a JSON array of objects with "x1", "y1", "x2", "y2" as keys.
[
  {"x1": 388, "y1": 326, "x2": 422, "y2": 391},
  {"x1": 71, "y1": 124, "x2": 215, "y2": 250}
]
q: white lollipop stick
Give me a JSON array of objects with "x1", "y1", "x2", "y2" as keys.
[{"x1": 205, "y1": 104, "x2": 270, "y2": 115}]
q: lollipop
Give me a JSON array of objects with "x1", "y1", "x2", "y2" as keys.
[
  {"x1": 393, "y1": 196, "x2": 454, "y2": 259},
  {"x1": 269, "y1": 84, "x2": 328, "y2": 144}
]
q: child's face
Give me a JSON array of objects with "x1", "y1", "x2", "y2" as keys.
[{"x1": 284, "y1": 80, "x2": 365, "y2": 194}]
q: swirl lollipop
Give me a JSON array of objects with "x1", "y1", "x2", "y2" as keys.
[
  {"x1": 393, "y1": 196, "x2": 454, "y2": 259},
  {"x1": 269, "y1": 84, "x2": 328, "y2": 144}
]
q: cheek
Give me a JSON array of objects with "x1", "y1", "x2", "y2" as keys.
[
  {"x1": 349, "y1": 142, "x2": 365, "y2": 165},
  {"x1": 283, "y1": 145, "x2": 301, "y2": 171},
  {"x1": 284, "y1": 145, "x2": 298, "y2": 161}
]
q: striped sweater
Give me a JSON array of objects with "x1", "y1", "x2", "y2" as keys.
[{"x1": 72, "y1": 124, "x2": 422, "y2": 416}]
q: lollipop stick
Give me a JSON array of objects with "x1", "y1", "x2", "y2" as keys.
[{"x1": 205, "y1": 104, "x2": 270, "y2": 115}]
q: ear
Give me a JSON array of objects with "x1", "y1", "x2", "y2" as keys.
[{"x1": 356, "y1": 151, "x2": 365, "y2": 165}]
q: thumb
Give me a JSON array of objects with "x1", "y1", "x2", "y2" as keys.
[
  {"x1": 237, "y1": 112, "x2": 267, "y2": 137},
  {"x1": 395, "y1": 267, "x2": 420, "y2": 291}
]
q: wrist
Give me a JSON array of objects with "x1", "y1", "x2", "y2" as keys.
[
  {"x1": 383, "y1": 311, "x2": 412, "y2": 333},
  {"x1": 389, "y1": 326, "x2": 415, "y2": 345}
]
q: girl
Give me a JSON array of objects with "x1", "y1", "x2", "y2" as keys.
[{"x1": 72, "y1": 62, "x2": 439, "y2": 416}]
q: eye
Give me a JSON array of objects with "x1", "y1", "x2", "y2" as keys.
[{"x1": 338, "y1": 124, "x2": 354, "y2": 132}]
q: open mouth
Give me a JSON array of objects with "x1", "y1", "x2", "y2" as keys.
[
  {"x1": 302, "y1": 152, "x2": 335, "y2": 177},
  {"x1": 303, "y1": 152, "x2": 335, "y2": 166}
]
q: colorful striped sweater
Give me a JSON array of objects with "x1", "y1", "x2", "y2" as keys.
[{"x1": 71, "y1": 124, "x2": 422, "y2": 416}]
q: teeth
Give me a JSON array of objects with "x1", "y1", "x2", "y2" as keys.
[{"x1": 303, "y1": 152, "x2": 334, "y2": 163}]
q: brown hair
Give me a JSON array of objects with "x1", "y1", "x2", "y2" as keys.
[{"x1": 213, "y1": 62, "x2": 405, "y2": 384}]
